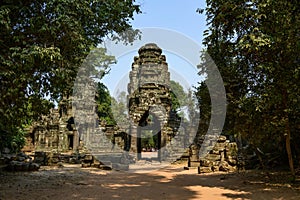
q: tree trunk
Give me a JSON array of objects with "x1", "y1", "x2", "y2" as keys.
[
  {"x1": 253, "y1": 145, "x2": 266, "y2": 170},
  {"x1": 285, "y1": 123, "x2": 295, "y2": 179},
  {"x1": 282, "y1": 89, "x2": 295, "y2": 179}
]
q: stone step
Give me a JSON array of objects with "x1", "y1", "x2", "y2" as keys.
[
  {"x1": 91, "y1": 153, "x2": 130, "y2": 171},
  {"x1": 92, "y1": 153, "x2": 123, "y2": 164},
  {"x1": 112, "y1": 163, "x2": 129, "y2": 171}
]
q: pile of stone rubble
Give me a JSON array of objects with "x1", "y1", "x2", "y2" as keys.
[
  {"x1": 0, "y1": 149, "x2": 39, "y2": 172},
  {"x1": 188, "y1": 135, "x2": 239, "y2": 173}
]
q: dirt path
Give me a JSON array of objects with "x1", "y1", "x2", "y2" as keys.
[{"x1": 0, "y1": 163, "x2": 299, "y2": 200}]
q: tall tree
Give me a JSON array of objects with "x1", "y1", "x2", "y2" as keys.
[
  {"x1": 200, "y1": 0, "x2": 299, "y2": 177},
  {"x1": 195, "y1": 82, "x2": 211, "y2": 137},
  {"x1": 96, "y1": 82, "x2": 116, "y2": 126},
  {"x1": 111, "y1": 91, "x2": 128, "y2": 130},
  {"x1": 169, "y1": 80, "x2": 188, "y2": 112},
  {"x1": 0, "y1": 0, "x2": 140, "y2": 150}
]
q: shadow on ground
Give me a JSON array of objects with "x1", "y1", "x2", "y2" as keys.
[{"x1": 0, "y1": 164, "x2": 299, "y2": 200}]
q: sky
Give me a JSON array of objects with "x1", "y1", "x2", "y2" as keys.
[
  {"x1": 101, "y1": 0, "x2": 208, "y2": 98},
  {"x1": 132, "y1": 0, "x2": 207, "y2": 45}
]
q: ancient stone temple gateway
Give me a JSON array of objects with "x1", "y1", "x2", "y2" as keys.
[
  {"x1": 127, "y1": 43, "x2": 182, "y2": 161},
  {"x1": 25, "y1": 43, "x2": 183, "y2": 163},
  {"x1": 71, "y1": 43, "x2": 184, "y2": 164},
  {"x1": 23, "y1": 43, "x2": 238, "y2": 172}
]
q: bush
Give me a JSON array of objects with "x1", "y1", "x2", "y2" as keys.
[{"x1": 0, "y1": 126, "x2": 25, "y2": 153}]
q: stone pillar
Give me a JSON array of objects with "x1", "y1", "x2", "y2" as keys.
[
  {"x1": 130, "y1": 125, "x2": 137, "y2": 153},
  {"x1": 73, "y1": 129, "x2": 79, "y2": 152},
  {"x1": 157, "y1": 130, "x2": 162, "y2": 161},
  {"x1": 136, "y1": 126, "x2": 141, "y2": 160}
]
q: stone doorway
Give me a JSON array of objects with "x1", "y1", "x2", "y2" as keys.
[
  {"x1": 137, "y1": 129, "x2": 161, "y2": 161},
  {"x1": 135, "y1": 108, "x2": 162, "y2": 161},
  {"x1": 127, "y1": 43, "x2": 179, "y2": 162},
  {"x1": 68, "y1": 135, "x2": 74, "y2": 150}
]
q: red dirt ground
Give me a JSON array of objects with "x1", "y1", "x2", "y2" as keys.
[{"x1": 0, "y1": 163, "x2": 300, "y2": 200}]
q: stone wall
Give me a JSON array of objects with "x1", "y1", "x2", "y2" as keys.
[
  {"x1": 189, "y1": 135, "x2": 238, "y2": 173},
  {"x1": 23, "y1": 96, "x2": 79, "y2": 153}
]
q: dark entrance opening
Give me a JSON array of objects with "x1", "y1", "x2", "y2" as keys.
[
  {"x1": 137, "y1": 129, "x2": 161, "y2": 161},
  {"x1": 68, "y1": 135, "x2": 74, "y2": 150},
  {"x1": 137, "y1": 112, "x2": 161, "y2": 161}
]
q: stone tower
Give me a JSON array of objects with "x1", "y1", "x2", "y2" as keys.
[{"x1": 127, "y1": 43, "x2": 181, "y2": 161}]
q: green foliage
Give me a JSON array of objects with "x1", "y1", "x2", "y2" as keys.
[
  {"x1": 0, "y1": 0, "x2": 140, "y2": 151},
  {"x1": 111, "y1": 91, "x2": 128, "y2": 129},
  {"x1": 96, "y1": 82, "x2": 116, "y2": 125},
  {"x1": 141, "y1": 130, "x2": 157, "y2": 149},
  {"x1": 0, "y1": 125, "x2": 25, "y2": 153},
  {"x1": 195, "y1": 82, "x2": 211, "y2": 135},
  {"x1": 200, "y1": 0, "x2": 299, "y2": 173},
  {"x1": 141, "y1": 131, "x2": 155, "y2": 148},
  {"x1": 170, "y1": 80, "x2": 188, "y2": 111},
  {"x1": 81, "y1": 47, "x2": 116, "y2": 80}
]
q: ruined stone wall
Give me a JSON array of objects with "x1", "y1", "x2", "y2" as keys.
[
  {"x1": 23, "y1": 43, "x2": 189, "y2": 168},
  {"x1": 24, "y1": 97, "x2": 79, "y2": 153},
  {"x1": 189, "y1": 135, "x2": 238, "y2": 173}
]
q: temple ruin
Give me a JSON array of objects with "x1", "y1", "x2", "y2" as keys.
[
  {"x1": 23, "y1": 97, "x2": 78, "y2": 153},
  {"x1": 127, "y1": 43, "x2": 182, "y2": 161},
  {"x1": 21, "y1": 43, "x2": 238, "y2": 172}
]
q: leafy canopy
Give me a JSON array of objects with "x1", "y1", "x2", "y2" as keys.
[
  {"x1": 199, "y1": 0, "x2": 299, "y2": 174},
  {"x1": 0, "y1": 0, "x2": 141, "y2": 150}
]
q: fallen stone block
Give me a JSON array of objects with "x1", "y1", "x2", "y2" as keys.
[
  {"x1": 217, "y1": 135, "x2": 227, "y2": 143},
  {"x1": 211, "y1": 165, "x2": 219, "y2": 172},
  {"x1": 99, "y1": 164, "x2": 112, "y2": 170},
  {"x1": 6, "y1": 161, "x2": 40, "y2": 171},
  {"x1": 91, "y1": 163, "x2": 100, "y2": 168},
  {"x1": 29, "y1": 163, "x2": 40, "y2": 171},
  {"x1": 219, "y1": 161, "x2": 230, "y2": 172},
  {"x1": 81, "y1": 163, "x2": 91, "y2": 168},
  {"x1": 227, "y1": 156, "x2": 237, "y2": 166},
  {"x1": 200, "y1": 159, "x2": 213, "y2": 167},
  {"x1": 112, "y1": 163, "x2": 129, "y2": 171},
  {"x1": 198, "y1": 166, "x2": 213, "y2": 173},
  {"x1": 84, "y1": 154, "x2": 93, "y2": 161},
  {"x1": 205, "y1": 154, "x2": 221, "y2": 161},
  {"x1": 99, "y1": 160, "x2": 112, "y2": 169}
]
